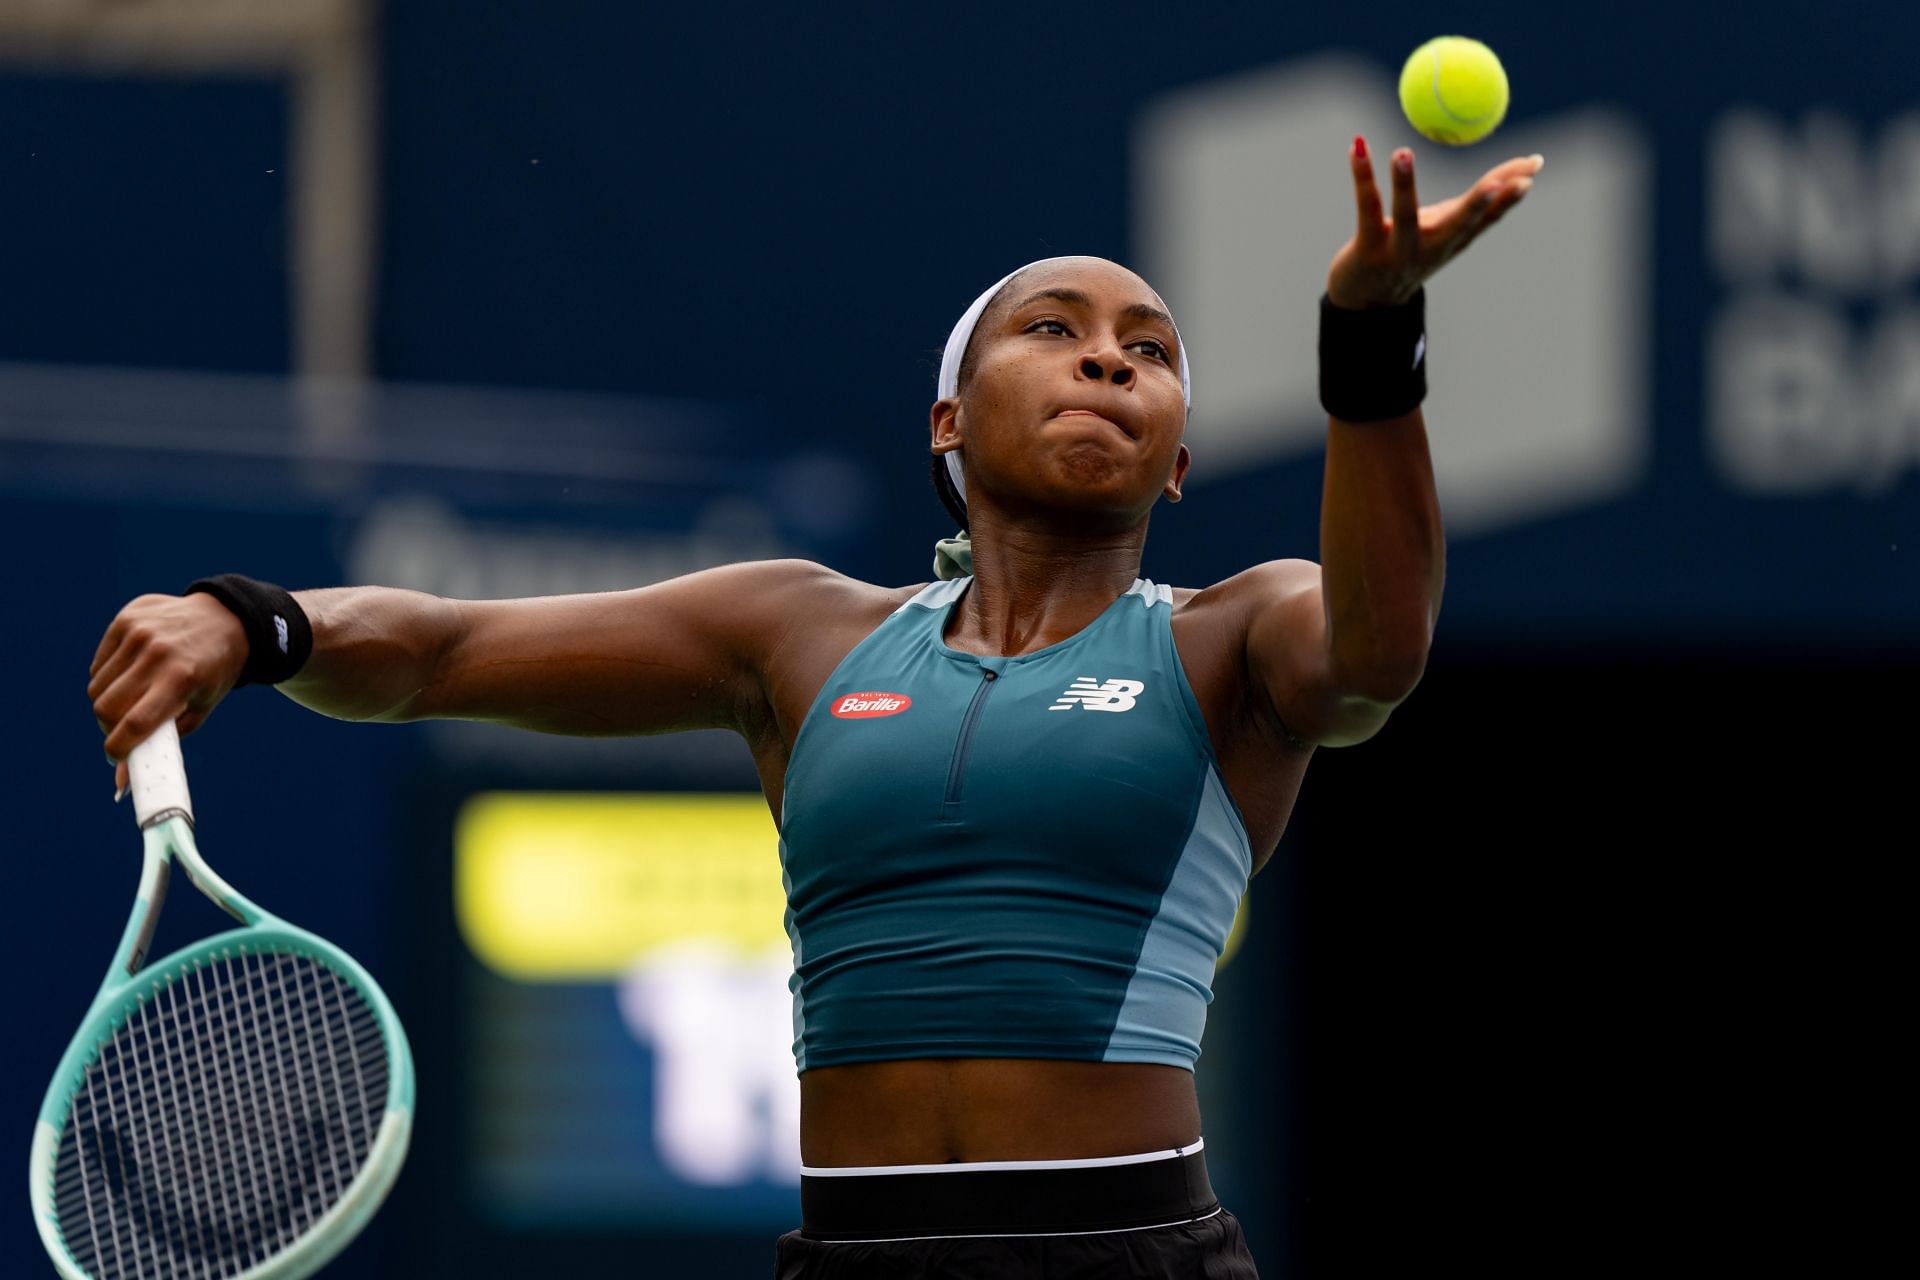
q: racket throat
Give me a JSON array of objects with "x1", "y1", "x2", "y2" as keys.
[
  {"x1": 124, "y1": 857, "x2": 171, "y2": 977},
  {"x1": 172, "y1": 857, "x2": 251, "y2": 924}
]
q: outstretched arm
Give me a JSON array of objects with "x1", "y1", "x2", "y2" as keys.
[
  {"x1": 281, "y1": 559, "x2": 827, "y2": 732},
  {"x1": 1249, "y1": 138, "x2": 1540, "y2": 746},
  {"x1": 91, "y1": 558, "x2": 836, "y2": 785}
]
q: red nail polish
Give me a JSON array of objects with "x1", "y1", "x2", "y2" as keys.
[
  {"x1": 1395, "y1": 151, "x2": 1412, "y2": 174},
  {"x1": 1354, "y1": 136, "x2": 1368, "y2": 161}
]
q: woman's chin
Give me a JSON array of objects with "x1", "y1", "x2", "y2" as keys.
[{"x1": 1026, "y1": 455, "x2": 1162, "y2": 520}]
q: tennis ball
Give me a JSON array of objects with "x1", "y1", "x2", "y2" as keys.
[{"x1": 1399, "y1": 36, "x2": 1509, "y2": 146}]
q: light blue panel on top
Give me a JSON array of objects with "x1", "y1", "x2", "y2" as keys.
[{"x1": 1104, "y1": 765, "x2": 1253, "y2": 1066}]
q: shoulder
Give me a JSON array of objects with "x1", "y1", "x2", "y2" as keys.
[
  {"x1": 769, "y1": 560, "x2": 960, "y2": 620},
  {"x1": 702, "y1": 558, "x2": 920, "y2": 614},
  {"x1": 731, "y1": 564, "x2": 935, "y2": 748},
  {"x1": 1170, "y1": 559, "x2": 1321, "y2": 623},
  {"x1": 718, "y1": 560, "x2": 932, "y2": 665},
  {"x1": 1166, "y1": 563, "x2": 1323, "y2": 754}
]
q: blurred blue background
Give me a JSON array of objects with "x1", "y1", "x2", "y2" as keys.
[{"x1": 2, "y1": 2, "x2": 1907, "y2": 1275}]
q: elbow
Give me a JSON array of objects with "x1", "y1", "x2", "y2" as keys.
[
  {"x1": 1341, "y1": 644, "x2": 1429, "y2": 705},
  {"x1": 379, "y1": 596, "x2": 468, "y2": 723},
  {"x1": 361, "y1": 689, "x2": 430, "y2": 724},
  {"x1": 1325, "y1": 592, "x2": 1439, "y2": 707}
]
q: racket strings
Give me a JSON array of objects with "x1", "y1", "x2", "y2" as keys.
[{"x1": 50, "y1": 950, "x2": 390, "y2": 1280}]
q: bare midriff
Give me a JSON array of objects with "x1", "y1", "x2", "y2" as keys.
[{"x1": 798, "y1": 1058, "x2": 1203, "y2": 1167}]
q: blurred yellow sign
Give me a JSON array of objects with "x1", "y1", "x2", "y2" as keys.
[{"x1": 456, "y1": 792, "x2": 786, "y2": 980}]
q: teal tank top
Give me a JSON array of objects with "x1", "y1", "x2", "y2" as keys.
[{"x1": 777, "y1": 576, "x2": 1253, "y2": 1073}]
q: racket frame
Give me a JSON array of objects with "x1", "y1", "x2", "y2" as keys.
[{"x1": 30, "y1": 730, "x2": 414, "y2": 1280}]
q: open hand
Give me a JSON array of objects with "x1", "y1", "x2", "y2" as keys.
[{"x1": 1325, "y1": 136, "x2": 1541, "y2": 310}]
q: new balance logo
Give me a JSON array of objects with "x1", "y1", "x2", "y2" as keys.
[
  {"x1": 1048, "y1": 677, "x2": 1145, "y2": 712},
  {"x1": 273, "y1": 615, "x2": 290, "y2": 654}
]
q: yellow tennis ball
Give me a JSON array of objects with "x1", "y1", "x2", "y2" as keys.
[{"x1": 1399, "y1": 36, "x2": 1509, "y2": 146}]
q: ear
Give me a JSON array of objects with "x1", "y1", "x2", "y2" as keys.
[
  {"x1": 1163, "y1": 443, "x2": 1191, "y2": 503},
  {"x1": 930, "y1": 397, "x2": 963, "y2": 455}
]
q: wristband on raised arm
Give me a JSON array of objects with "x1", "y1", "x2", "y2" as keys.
[{"x1": 1318, "y1": 288, "x2": 1427, "y2": 422}]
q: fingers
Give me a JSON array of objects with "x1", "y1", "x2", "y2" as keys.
[
  {"x1": 1439, "y1": 174, "x2": 1534, "y2": 263},
  {"x1": 90, "y1": 593, "x2": 241, "y2": 782},
  {"x1": 1425, "y1": 185, "x2": 1495, "y2": 245},
  {"x1": 103, "y1": 686, "x2": 188, "y2": 765},
  {"x1": 87, "y1": 628, "x2": 148, "y2": 704},
  {"x1": 1460, "y1": 154, "x2": 1542, "y2": 226},
  {"x1": 1477, "y1": 153, "x2": 1546, "y2": 186},
  {"x1": 92, "y1": 635, "x2": 192, "y2": 766},
  {"x1": 90, "y1": 610, "x2": 132, "y2": 679},
  {"x1": 1389, "y1": 148, "x2": 1420, "y2": 263},
  {"x1": 115, "y1": 759, "x2": 129, "y2": 800},
  {"x1": 1348, "y1": 148, "x2": 1542, "y2": 295},
  {"x1": 1389, "y1": 150, "x2": 1419, "y2": 260},
  {"x1": 92, "y1": 643, "x2": 164, "y2": 742},
  {"x1": 1448, "y1": 153, "x2": 1542, "y2": 227},
  {"x1": 1481, "y1": 174, "x2": 1534, "y2": 226},
  {"x1": 1350, "y1": 136, "x2": 1387, "y2": 249}
]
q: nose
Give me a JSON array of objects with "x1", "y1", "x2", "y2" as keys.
[{"x1": 1077, "y1": 354, "x2": 1134, "y2": 388}]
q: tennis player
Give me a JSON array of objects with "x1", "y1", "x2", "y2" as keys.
[{"x1": 90, "y1": 139, "x2": 1538, "y2": 1277}]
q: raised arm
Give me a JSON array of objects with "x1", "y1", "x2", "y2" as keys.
[
  {"x1": 91, "y1": 558, "x2": 836, "y2": 783},
  {"x1": 1246, "y1": 138, "x2": 1540, "y2": 746}
]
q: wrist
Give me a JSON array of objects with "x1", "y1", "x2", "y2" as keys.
[
  {"x1": 183, "y1": 591, "x2": 251, "y2": 681},
  {"x1": 1317, "y1": 289, "x2": 1427, "y2": 421},
  {"x1": 1325, "y1": 287, "x2": 1419, "y2": 311},
  {"x1": 184, "y1": 574, "x2": 314, "y2": 686}
]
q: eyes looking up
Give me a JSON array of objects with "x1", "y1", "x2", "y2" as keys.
[{"x1": 1020, "y1": 317, "x2": 1176, "y2": 368}]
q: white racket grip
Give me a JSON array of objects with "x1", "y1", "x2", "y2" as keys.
[{"x1": 129, "y1": 719, "x2": 195, "y2": 829}]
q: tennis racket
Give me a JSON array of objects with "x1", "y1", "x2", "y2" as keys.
[{"x1": 29, "y1": 721, "x2": 413, "y2": 1279}]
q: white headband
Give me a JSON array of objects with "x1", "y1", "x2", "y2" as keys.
[{"x1": 936, "y1": 256, "x2": 1192, "y2": 503}]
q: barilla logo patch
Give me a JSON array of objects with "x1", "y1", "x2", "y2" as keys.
[{"x1": 831, "y1": 691, "x2": 912, "y2": 719}]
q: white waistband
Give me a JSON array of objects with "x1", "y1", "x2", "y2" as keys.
[
  {"x1": 799, "y1": 1136, "x2": 1203, "y2": 1178},
  {"x1": 809, "y1": 1205, "x2": 1223, "y2": 1244}
]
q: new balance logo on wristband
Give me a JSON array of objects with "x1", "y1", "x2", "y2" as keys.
[
  {"x1": 1412, "y1": 334, "x2": 1426, "y2": 370},
  {"x1": 1049, "y1": 677, "x2": 1145, "y2": 712},
  {"x1": 273, "y1": 615, "x2": 290, "y2": 655}
]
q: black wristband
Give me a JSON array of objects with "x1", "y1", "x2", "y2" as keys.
[
  {"x1": 1318, "y1": 288, "x2": 1427, "y2": 421},
  {"x1": 185, "y1": 574, "x2": 314, "y2": 687}
]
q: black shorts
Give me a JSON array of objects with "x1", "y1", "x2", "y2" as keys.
[{"x1": 774, "y1": 1140, "x2": 1259, "y2": 1278}]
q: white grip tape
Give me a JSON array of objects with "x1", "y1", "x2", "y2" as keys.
[{"x1": 129, "y1": 719, "x2": 195, "y2": 828}]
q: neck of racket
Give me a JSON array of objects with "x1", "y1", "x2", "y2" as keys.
[{"x1": 112, "y1": 725, "x2": 267, "y2": 989}]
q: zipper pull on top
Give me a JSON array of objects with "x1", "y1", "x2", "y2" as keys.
[{"x1": 942, "y1": 665, "x2": 1001, "y2": 818}]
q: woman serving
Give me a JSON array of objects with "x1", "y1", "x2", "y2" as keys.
[{"x1": 90, "y1": 139, "x2": 1539, "y2": 1277}]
